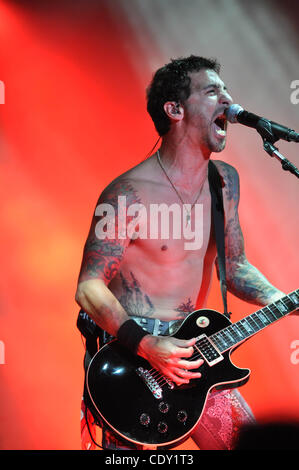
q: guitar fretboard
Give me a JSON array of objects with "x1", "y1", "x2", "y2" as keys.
[{"x1": 210, "y1": 289, "x2": 299, "y2": 353}]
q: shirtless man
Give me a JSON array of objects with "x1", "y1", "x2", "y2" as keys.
[{"x1": 75, "y1": 55, "x2": 285, "y2": 449}]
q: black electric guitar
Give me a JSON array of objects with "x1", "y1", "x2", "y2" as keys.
[{"x1": 86, "y1": 290, "x2": 298, "y2": 449}]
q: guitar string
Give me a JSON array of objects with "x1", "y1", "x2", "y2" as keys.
[
  {"x1": 146, "y1": 337, "x2": 221, "y2": 382},
  {"x1": 146, "y1": 328, "x2": 253, "y2": 385},
  {"x1": 147, "y1": 334, "x2": 236, "y2": 385},
  {"x1": 147, "y1": 349, "x2": 206, "y2": 387},
  {"x1": 148, "y1": 337, "x2": 236, "y2": 387}
]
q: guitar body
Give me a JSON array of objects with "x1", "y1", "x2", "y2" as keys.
[{"x1": 86, "y1": 308, "x2": 251, "y2": 448}]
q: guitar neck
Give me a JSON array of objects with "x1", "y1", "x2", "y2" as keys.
[{"x1": 210, "y1": 289, "x2": 299, "y2": 353}]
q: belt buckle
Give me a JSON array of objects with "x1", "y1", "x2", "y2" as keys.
[{"x1": 152, "y1": 319, "x2": 161, "y2": 336}]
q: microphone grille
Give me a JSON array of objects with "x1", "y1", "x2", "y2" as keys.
[{"x1": 225, "y1": 104, "x2": 244, "y2": 123}]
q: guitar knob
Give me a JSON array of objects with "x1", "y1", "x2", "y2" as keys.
[
  {"x1": 139, "y1": 413, "x2": 150, "y2": 426},
  {"x1": 157, "y1": 421, "x2": 168, "y2": 434},
  {"x1": 177, "y1": 410, "x2": 188, "y2": 423},
  {"x1": 158, "y1": 402, "x2": 169, "y2": 413}
]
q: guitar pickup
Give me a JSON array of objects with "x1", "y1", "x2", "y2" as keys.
[{"x1": 194, "y1": 334, "x2": 224, "y2": 366}]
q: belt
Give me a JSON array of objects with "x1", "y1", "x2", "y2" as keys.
[
  {"x1": 129, "y1": 315, "x2": 181, "y2": 336},
  {"x1": 101, "y1": 316, "x2": 181, "y2": 346}
]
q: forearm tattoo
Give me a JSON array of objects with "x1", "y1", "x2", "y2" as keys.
[
  {"x1": 218, "y1": 162, "x2": 281, "y2": 306},
  {"x1": 226, "y1": 260, "x2": 282, "y2": 306}
]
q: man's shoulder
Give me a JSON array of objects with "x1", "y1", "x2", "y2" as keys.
[
  {"x1": 211, "y1": 159, "x2": 240, "y2": 204},
  {"x1": 212, "y1": 159, "x2": 239, "y2": 180},
  {"x1": 99, "y1": 155, "x2": 157, "y2": 202}
]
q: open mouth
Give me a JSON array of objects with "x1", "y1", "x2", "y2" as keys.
[{"x1": 213, "y1": 113, "x2": 227, "y2": 137}]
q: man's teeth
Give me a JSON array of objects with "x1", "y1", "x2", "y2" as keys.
[
  {"x1": 213, "y1": 118, "x2": 227, "y2": 137},
  {"x1": 214, "y1": 123, "x2": 226, "y2": 136},
  {"x1": 216, "y1": 128, "x2": 226, "y2": 136}
]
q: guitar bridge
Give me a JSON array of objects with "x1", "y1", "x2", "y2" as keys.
[{"x1": 136, "y1": 367, "x2": 163, "y2": 399}]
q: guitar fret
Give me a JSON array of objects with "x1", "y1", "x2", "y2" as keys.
[
  {"x1": 251, "y1": 312, "x2": 264, "y2": 329},
  {"x1": 257, "y1": 310, "x2": 271, "y2": 325},
  {"x1": 212, "y1": 333, "x2": 226, "y2": 351},
  {"x1": 280, "y1": 297, "x2": 288, "y2": 308},
  {"x1": 263, "y1": 306, "x2": 276, "y2": 322},
  {"x1": 271, "y1": 305, "x2": 282, "y2": 320},
  {"x1": 247, "y1": 315, "x2": 259, "y2": 332},
  {"x1": 240, "y1": 319, "x2": 254, "y2": 335},
  {"x1": 221, "y1": 332, "x2": 234, "y2": 346},
  {"x1": 229, "y1": 327, "x2": 242, "y2": 344},
  {"x1": 218, "y1": 334, "x2": 231, "y2": 349},
  {"x1": 237, "y1": 321, "x2": 250, "y2": 338},
  {"x1": 270, "y1": 305, "x2": 282, "y2": 318},
  {"x1": 250, "y1": 314, "x2": 260, "y2": 329},
  {"x1": 226, "y1": 327, "x2": 238, "y2": 342},
  {"x1": 285, "y1": 296, "x2": 295, "y2": 310},
  {"x1": 231, "y1": 323, "x2": 244, "y2": 340},
  {"x1": 218, "y1": 331, "x2": 231, "y2": 348},
  {"x1": 289, "y1": 292, "x2": 299, "y2": 308},
  {"x1": 215, "y1": 332, "x2": 227, "y2": 346},
  {"x1": 274, "y1": 300, "x2": 288, "y2": 315}
]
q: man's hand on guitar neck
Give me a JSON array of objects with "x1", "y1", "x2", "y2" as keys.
[{"x1": 137, "y1": 335, "x2": 204, "y2": 386}]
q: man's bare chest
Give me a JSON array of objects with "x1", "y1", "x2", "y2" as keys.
[{"x1": 126, "y1": 178, "x2": 212, "y2": 258}]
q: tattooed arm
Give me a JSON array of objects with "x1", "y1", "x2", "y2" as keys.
[
  {"x1": 218, "y1": 162, "x2": 285, "y2": 307},
  {"x1": 75, "y1": 178, "x2": 140, "y2": 336}
]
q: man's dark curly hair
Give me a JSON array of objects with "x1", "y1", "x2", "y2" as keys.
[{"x1": 146, "y1": 55, "x2": 221, "y2": 136}]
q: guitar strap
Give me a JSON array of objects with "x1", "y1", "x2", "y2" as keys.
[{"x1": 208, "y1": 160, "x2": 231, "y2": 319}]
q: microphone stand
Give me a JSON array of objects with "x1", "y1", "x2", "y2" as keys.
[
  {"x1": 263, "y1": 141, "x2": 299, "y2": 179},
  {"x1": 256, "y1": 118, "x2": 299, "y2": 179}
]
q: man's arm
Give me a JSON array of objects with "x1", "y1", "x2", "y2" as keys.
[
  {"x1": 75, "y1": 178, "x2": 139, "y2": 336},
  {"x1": 218, "y1": 162, "x2": 285, "y2": 307}
]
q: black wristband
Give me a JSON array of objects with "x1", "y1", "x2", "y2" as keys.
[{"x1": 117, "y1": 319, "x2": 149, "y2": 354}]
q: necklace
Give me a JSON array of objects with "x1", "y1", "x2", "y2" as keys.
[{"x1": 156, "y1": 149, "x2": 205, "y2": 226}]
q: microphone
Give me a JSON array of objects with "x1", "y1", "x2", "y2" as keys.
[{"x1": 225, "y1": 104, "x2": 299, "y2": 143}]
